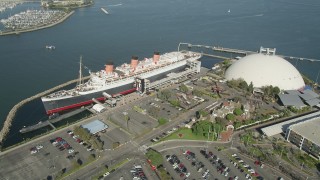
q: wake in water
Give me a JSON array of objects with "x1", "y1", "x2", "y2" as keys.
[{"x1": 108, "y1": 4, "x2": 122, "y2": 7}]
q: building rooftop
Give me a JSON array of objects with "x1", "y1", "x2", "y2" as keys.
[
  {"x1": 305, "y1": 98, "x2": 320, "y2": 107},
  {"x1": 81, "y1": 119, "x2": 108, "y2": 134},
  {"x1": 285, "y1": 90, "x2": 301, "y2": 95},
  {"x1": 278, "y1": 94, "x2": 306, "y2": 108},
  {"x1": 299, "y1": 93, "x2": 315, "y2": 101},
  {"x1": 289, "y1": 116, "x2": 320, "y2": 146},
  {"x1": 303, "y1": 89, "x2": 319, "y2": 98},
  {"x1": 262, "y1": 111, "x2": 320, "y2": 136}
]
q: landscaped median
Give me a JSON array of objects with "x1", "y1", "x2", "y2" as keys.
[{"x1": 92, "y1": 158, "x2": 131, "y2": 180}]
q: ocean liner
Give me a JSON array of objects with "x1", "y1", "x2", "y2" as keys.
[{"x1": 41, "y1": 51, "x2": 202, "y2": 115}]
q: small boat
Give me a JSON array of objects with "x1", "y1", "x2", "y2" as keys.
[
  {"x1": 228, "y1": 9, "x2": 231, "y2": 13},
  {"x1": 101, "y1": 8, "x2": 109, "y2": 14},
  {"x1": 46, "y1": 45, "x2": 55, "y2": 50}
]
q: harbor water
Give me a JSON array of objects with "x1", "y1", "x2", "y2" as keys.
[{"x1": 0, "y1": 0, "x2": 320, "y2": 147}]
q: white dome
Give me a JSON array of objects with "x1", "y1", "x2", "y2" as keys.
[{"x1": 225, "y1": 54, "x2": 305, "y2": 90}]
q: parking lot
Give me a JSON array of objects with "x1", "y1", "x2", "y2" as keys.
[
  {"x1": 102, "y1": 158, "x2": 159, "y2": 180},
  {"x1": 161, "y1": 146, "x2": 285, "y2": 180}
]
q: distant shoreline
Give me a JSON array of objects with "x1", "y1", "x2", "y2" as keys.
[{"x1": 0, "y1": 10, "x2": 75, "y2": 36}]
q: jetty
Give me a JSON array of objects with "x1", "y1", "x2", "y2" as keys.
[
  {"x1": 0, "y1": 76, "x2": 90, "y2": 145},
  {"x1": 178, "y1": 42, "x2": 320, "y2": 62},
  {"x1": 19, "y1": 107, "x2": 88, "y2": 133}
]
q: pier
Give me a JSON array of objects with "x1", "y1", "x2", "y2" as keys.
[
  {"x1": 0, "y1": 76, "x2": 89, "y2": 145},
  {"x1": 178, "y1": 42, "x2": 320, "y2": 63},
  {"x1": 19, "y1": 107, "x2": 88, "y2": 133}
]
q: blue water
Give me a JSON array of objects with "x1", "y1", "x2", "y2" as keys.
[{"x1": 0, "y1": 0, "x2": 320, "y2": 147}]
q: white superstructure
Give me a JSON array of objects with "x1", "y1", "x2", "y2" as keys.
[
  {"x1": 42, "y1": 51, "x2": 201, "y2": 102},
  {"x1": 225, "y1": 52, "x2": 305, "y2": 90}
]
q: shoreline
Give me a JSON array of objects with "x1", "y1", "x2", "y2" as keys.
[{"x1": 0, "y1": 10, "x2": 75, "y2": 36}]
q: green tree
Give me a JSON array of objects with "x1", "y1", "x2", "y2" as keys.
[
  {"x1": 192, "y1": 89, "x2": 203, "y2": 97},
  {"x1": 239, "y1": 81, "x2": 248, "y2": 90},
  {"x1": 226, "y1": 113, "x2": 235, "y2": 121},
  {"x1": 180, "y1": 84, "x2": 189, "y2": 93},
  {"x1": 191, "y1": 120, "x2": 213, "y2": 137},
  {"x1": 247, "y1": 82, "x2": 254, "y2": 93},
  {"x1": 233, "y1": 121, "x2": 242, "y2": 129},
  {"x1": 158, "y1": 90, "x2": 171, "y2": 101},
  {"x1": 158, "y1": 118, "x2": 168, "y2": 125},
  {"x1": 169, "y1": 99, "x2": 180, "y2": 107},
  {"x1": 233, "y1": 108, "x2": 243, "y2": 116},
  {"x1": 272, "y1": 86, "x2": 280, "y2": 95},
  {"x1": 74, "y1": 126, "x2": 92, "y2": 142}
]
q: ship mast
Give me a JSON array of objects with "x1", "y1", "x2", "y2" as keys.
[{"x1": 78, "y1": 56, "x2": 83, "y2": 86}]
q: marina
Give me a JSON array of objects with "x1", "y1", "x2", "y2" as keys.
[
  {"x1": 0, "y1": 10, "x2": 74, "y2": 35},
  {"x1": 0, "y1": 1, "x2": 23, "y2": 13},
  {"x1": 1, "y1": 9, "x2": 67, "y2": 30}
]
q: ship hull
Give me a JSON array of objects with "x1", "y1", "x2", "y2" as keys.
[{"x1": 42, "y1": 65, "x2": 187, "y2": 114}]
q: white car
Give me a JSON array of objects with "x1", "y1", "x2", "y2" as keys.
[
  {"x1": 30, "y1": 149, "x2": 38, "y2": 154},
  {"x1": 234, "y1": 176, "x2": 239, "y2": 180},
  {"x1": 87, "y1": 148, "x2": 93, "y2": 151},
  {"x1": 185, "y1": 172, "x2": 191, "y2": 177},
  {"x1": 232, "y1": 153, "x2": 237, "y2": 157},
  {"x1": 103, "y1": 172, "x2": 110, "y2": 177},
  {"x1": 68, "y1": 149, "x2": 74, "y2": 154},
  {"x1": 36, "y1": 145, "x2": 43, "y2": 150},
  {"x1": 245, "y1": 174, "x2": 250, "y2": 179}
]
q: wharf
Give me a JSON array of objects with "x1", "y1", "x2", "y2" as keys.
[{"x1": 19, "y1": 107, "x2": 88, "y2": 133}]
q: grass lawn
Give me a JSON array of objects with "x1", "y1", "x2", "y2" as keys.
[{"x1": 163, "y1": 128, "x2": 208, "y2": 141}]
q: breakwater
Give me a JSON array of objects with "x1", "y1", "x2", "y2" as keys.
[
  {"x1": 0, "y1": 76, "x2": 89, "y2": 146},
  {"x1": 0, "y1": 10, "x2": 74, "y2": 36}
]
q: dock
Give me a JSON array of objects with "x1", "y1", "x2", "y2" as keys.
[
  {"x1": 177, "y1": 43, "x2": 320, "y2": 62},
  {"x1": 19, "y1": 108, "x2": 88, "y2": 134}
]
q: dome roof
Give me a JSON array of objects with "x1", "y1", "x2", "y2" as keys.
[{"x1": 224, "y1": 54, "x2": 305, "y2": 90}]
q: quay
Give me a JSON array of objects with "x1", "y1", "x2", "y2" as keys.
[{"x1": 19, "y1": 107, "x2": 88, "y2": 133}]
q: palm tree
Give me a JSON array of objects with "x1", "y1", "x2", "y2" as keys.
[{"x1": 124, "y1": 115, "x2": 130, "y2": 130}]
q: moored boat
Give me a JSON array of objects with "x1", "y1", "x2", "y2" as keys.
[{"x1": 41, "y1": 51, "x2": 202, "y2": 115}]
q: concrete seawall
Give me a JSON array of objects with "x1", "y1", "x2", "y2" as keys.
[
  {"x1": 0, "y1": 10, "x2": 75, "y2": 36},
  {"x1": 0, "y1": 76, "x2": 89, "y2": 145}
]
